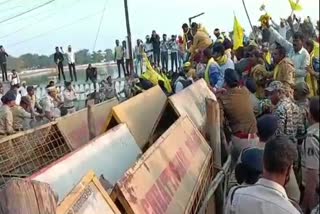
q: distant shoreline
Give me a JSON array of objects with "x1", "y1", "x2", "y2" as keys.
[{"x1": 18, "y1": 62, "x2": 115, "y2": 78}]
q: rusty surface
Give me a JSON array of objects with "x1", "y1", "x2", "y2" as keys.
[{"x1": 115, "y1": 116, "x2": 212, "y2": 214}]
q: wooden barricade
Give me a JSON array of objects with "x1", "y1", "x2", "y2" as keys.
[
  {"x1": 29, "y1": 124, "x2": 142, "y2": 204},
  {"x1": 0, "y1": 122, "x2": 71, "y2": 188},
  {"x1": 112, "y1": 116, "x2": 213, "y2": 214},
  {"x1": 57, "y1": 98, "x2": 118, "y2": 150},
  {"x1": 57, "y1": 171, "x2": 120, "y2": 214},
  {"x1": 104, "y1": 86, "x2": 168, "y2": 150},
  {"x1": 168, "y1": 79, "x2": 217, "y2": 132}
]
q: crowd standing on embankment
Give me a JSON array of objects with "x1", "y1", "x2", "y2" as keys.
[{"x1": 0, "y1": 7, "x2": 319, "y2": 214}]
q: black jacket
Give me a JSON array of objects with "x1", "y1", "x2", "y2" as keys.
[
  {"x1": 150, "y1": 35, "x2": 160, "y2": 51},
  {"x1": 0, "y1": 51, "x2": 8, "y2": 64},
  {"x1": 86, "y1": 67, "x2": 97, "y2": 81},
  {"x1": 54, "y1": 52, "x2": 64, "y2": 64}
]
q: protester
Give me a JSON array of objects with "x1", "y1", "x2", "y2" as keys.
[
  {"x1": 62, "y1": 81, "x2": 77, "y2": 116},
  {"x1": 272, "y1": 44, "x2": 296, "y2": 89},
  {"x1": 300, "y1": 96, "x2": 319, "y2": 213},
  {"x1": 144, "y1": 35, "x2": 153, "y2": 62},
  {"x1": 134, "y1": 39, "x2": 144, "y2": 74},
  {"x1": 160, "y1": 34, "x2": 169, "y2": 71},
  {"x1": 168, "y1": 35, "x2": 179, "y2": 72},
  {"x1": 225, "y1": 136, "x2": 300, "y2": 214},
  {"x1": 86, "y1": 64, "x2": 98, "y2": 91},
  {"x1": 189, "y1": 22, "x2": 213, "y2": 62},
  {"x1": 0, "y1": 45, "x2": 9, "y2": 81},
  {"x1": 212, "y1": 44, "x2": 235, "y2": 85},
  {"x1": 54, "y1": 47, "x2": 66, "y2": 82},
  {"x1": 217, "y1": 69, "x2": 259, "y2": 164},
  {"x1": 114, "y1": 40, "x2": 126, "y2": 78},
  {"x1": 104, "y1": 76, "x2": 116, "y2": 100},
  {"x1": 182, "y1": 23, "x2": 193, "y2": 51},
  {"x1": 177, "y1": 35, "x2": 185, "y2": 68},
  {"x1": 11, "y1": 96, "x2": 33, "y2": 131},
  {"x1": 123, "y1": 40, "x2": 132, "y2": 76},
  {"x1": 173, "y1": 71, "x2": 192, "y2": 93},
  {"x1": 202, "y1": 47, "x2": 223, "y2": 90},
  {"x1": 305, "y1": 39, "x2": 319, "y2": 96},
  {"x1": 10, "y1": 84, "x2": 21, "y2": 106},
  {"x1": 19, "y1": 81, "x2": 28, "y2": 97},
  {"x1": 0, "y1": 91, "x2": 16, "y2": 136},
  {"x1": 269, "y1": 27, "x2": 310, "y2": 83},
  {"x1": 150, "y1": 30, "x2": 161, "y2": 67},
  {"x1": 249, "y1": 50, "x2": 270, "y2": 98},
  {"x1": 214, "y1": 28, "x2": 225, "y2": 44},
  {"x1": 265, "y1": 81, "x2": 305, "y2": 144},
  {"x1": 61, "y1": 45, "x2": 77, "y2": 82},
  {"x1": 183, "y1": 62, "x2": 197, "y2": 80},
  {"x1": 9, "y1": 69, "x2": 20, "y2": 86},
  {"x1": 271, "y1": 18, "x2": 290, "y2": 39}
]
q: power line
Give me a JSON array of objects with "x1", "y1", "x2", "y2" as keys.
[
  {"x1": 92, "y1": 0, "x2": 108, "y2": 51},
  {"x1": 7, "y1": 9, "x2": 104, "y2": 48},
  {"x1": 0, "y1": 0, "x2": 55, "y2": 24},
  {"x1": 0, "y1": 0, "x2": 83, "y2": 39}
]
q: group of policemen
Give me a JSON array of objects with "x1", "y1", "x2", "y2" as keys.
[{"x1": 0, "y1": 77, "x2": 77, "y2": 137}]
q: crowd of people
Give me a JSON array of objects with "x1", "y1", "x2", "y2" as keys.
[{"x1": 0, "y1": 9, "x2": 319, "y2": 213}]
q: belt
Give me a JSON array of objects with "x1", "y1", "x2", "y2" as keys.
[
  {"x1": 64, "y1": 106, "x2": 74, "y2": 109},
  {"x1": 234, "y1": 132, "x2": 257, "y2": 139}
]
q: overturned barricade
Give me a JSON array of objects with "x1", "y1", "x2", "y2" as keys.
[
  {"x1": 105, "y1": 86, "x2": 178, "y2": 151},
  {"x1": 111, "y1": 116, "x2": 214, "y2": 214},
  {"x1": 57, "y1": 98, "x2": 118, "y2": 150},
  {"x1": 29, "y1": 123, "x2": 142, "y2": 204},
  {"x1": 56, "y1": 171, "x2": 121, "y2": 214},
  {"x1": 0, "y1": 122, "x2": 71, "y2": 188}
]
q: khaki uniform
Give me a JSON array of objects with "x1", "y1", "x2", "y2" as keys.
[
  {"x1": 250, "y1": 64, "x2": 271, "y2": 99},
  {"x1": 41, "y1": 95, "x2": 60, "y2": 121},
  {"x1": 190, "y1": 30, "x2": 212, "y2": 58},
  {"x1": 218, "y1": 87, "x2": 259, "y2": 163},
  {"x1": 0, "y1": 105, "x2": 15, "y2": 136},
  {"x1": 63, "y1": 89, "x2": 76, "y2": 115},
  {"x1": 11, "y1": 105, "x2": 32, "y2": 131},
  {"x1": 274, "y1": 57, "x2": 296, "y2": 88}
]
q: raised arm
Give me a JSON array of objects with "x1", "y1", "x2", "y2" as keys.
[{"x1": 269, "y1": 27, "x2": 293, "y2": 53}]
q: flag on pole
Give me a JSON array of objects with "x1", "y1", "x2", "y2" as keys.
[
  {"x1": 233, "y1": 16, "x2": 244, "y2": 50},
  {"x1": 288, "y1": 0, "x2": 302, "y2": 11}
]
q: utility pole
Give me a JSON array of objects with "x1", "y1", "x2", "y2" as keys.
[{"x1": 124, "y1": 0, "x2": 134, "y2": 75}]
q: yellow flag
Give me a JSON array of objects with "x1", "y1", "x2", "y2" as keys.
[
  {"x1": 288, "y1": 0, "x2": 302, "y2": 11},
  {"x1": 233, "y1": 16, "x2": 244, "y2": 50}
]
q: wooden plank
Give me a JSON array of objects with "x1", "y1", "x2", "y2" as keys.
[
  {"x1": 30, "y1": 124, "x2": 142, "y2": 203},
  {"x1": 169, "y1": 79, "x2": 217, "y2": 132},
  {"x1": 115, "y1": 116, "x2": 212, "y2": 214},
  {"x1": 0, "y1": 179, "x2": 57, "y2": 214},
  {"x1": 105, "y1": 86, "x2": 167, "y2": 149},
  {"x1": 57, "y1": 98, "x2": 118, "y2": 150},
  {"x1": 57, "y1": 170, "x2": 121, "y2": 214}
]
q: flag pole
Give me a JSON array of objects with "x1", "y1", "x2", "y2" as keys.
[{"x1": 241, "y1": 0, "x2": 257, "y2": 42}]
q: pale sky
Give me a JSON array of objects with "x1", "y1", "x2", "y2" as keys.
[{"x1": 0, "y1": 0, "x2": 319, "y2": 57}]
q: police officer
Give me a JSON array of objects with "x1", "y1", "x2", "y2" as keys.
[
  {"x1": 11, "y1": 96, "x2": 33, "y2": 131},
  {"x1": 0, "y1": 91, "x2": 16, "y2": 136}
]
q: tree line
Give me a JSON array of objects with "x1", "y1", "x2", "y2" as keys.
[{"x1": 7, "y1": 49, "x2": 114, "y2": 71}]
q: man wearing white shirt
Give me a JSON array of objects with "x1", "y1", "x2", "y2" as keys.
[
  {"x1": 269, "y1": 27, "x2": 310, "y2": 83},
  {"x1": 61, "y1": 46, "x2": 77, "y2": 82},
  {"x1": 62, "y1": 81, "x2": 77, "y2": 116},
  {"x1": 9, "y1": 69, "x2": 20, "y2": 86},
  {"x1": 225, "y1": 136, "x2": 300, "y2": 214}
]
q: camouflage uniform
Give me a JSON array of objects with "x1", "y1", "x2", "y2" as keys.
[{"x1": 266, "y1": 81, "x2": 305, "y2": 144}]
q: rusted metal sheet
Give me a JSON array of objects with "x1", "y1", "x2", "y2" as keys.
[
  {"x1": 29, "y1": 124, "x2": 142, "y2": 203},
  {"x1": 105, "y1": 86, "x2": 167, "y2": 149},
  {"x1": 57, "y1": 171, "x2": 120, "y2": 214},
  {"x1": 169, "y1": 79, "x2": 217, "y2": 130},
  {"x1": 115, "y1": 116, "x2": 212, "y2": 214},
  {"x1": 57, "y1": 98, "x2": 118, "y2": 150}
]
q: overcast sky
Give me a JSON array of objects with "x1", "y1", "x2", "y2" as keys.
[{"x1": 0, "y1": 0, "x2": 319, "y2": 57}]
